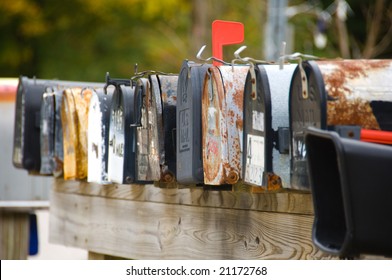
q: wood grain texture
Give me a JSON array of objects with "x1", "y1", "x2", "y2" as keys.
[
  {"x1": 0, "y1": 211, "x2": 29, "y2": 259},
  {"x1": 49, "y1": 191, "x2": 331, "y2": 260},
  {"x1": 53, "y1": 179, "x2": 313, "y2": 215}
]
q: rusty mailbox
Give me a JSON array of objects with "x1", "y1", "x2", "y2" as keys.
[
  {"x1": 202, "y1": 65, "x2": 249, "y2": 185},
  {"x1": 176, "y1": 61, "x2": 210, "y2": 185},
  {"x1": 61, "y1": 87, "x2": 94, "y2": 180},
  {"x1": 87, "y1": 88, "x2": 112, "y2": 184},
  {"x1": 135, "y1": 74, "x2": 178, "y2": 183},
  {"x1": 289, "y1": 59, "x2": 392, "y2": 190},
  {"x1": 243, "y1": 64, "x2": 296, "y2": 189}
]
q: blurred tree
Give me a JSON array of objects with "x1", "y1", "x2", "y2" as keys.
[
  {"x1": 288, "y1": 0, "x2": 392, "y2": 59},
  {"x1": 1, "y1": 0, "x2": 391, "y2": 82}
]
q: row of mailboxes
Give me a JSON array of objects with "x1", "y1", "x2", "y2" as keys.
[
  {"x1": 13, "y1": 59, "x2": 392, "y2": 258},
  {"x1": 12, "y1": 60, "x2": 392, "y2": 190}
]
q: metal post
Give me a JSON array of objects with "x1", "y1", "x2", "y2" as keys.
[{"x1": 264, "y1": 0, "x2": 288, "y2": 61}]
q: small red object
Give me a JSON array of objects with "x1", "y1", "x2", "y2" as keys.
[
  {"x1": 361, "y1": 129, "x2": 392, "y2": 145},
  {"x1": 212, "y1": 20, "x2": 244, "y2": 66}
]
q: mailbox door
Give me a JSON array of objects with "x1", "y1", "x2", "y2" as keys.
[
  {"x1": 289, "y1": 61, "x2": 327, "y2": 190},
  {"x1": 202, "y1": 67, "x2": 227, "y2": 185},
  {"x1": 157, "y1": 75, "x2": 178, "y2": 182},
  {"x1": 147, "y1": 75, "x2": 164, "y2": 181},
  {"x1": 108, "y1": 86, "x2": 126, "y2": 184},
  {"x1": 61, "y1": 88, "x2": 79, "y2": 180},
  {"x1": 265, "y1": 64, "x2": 296, "y2": 188},
  {"x1": 88, "y1": 88, "x2": 112, "y2": 184},
  {"x1": 176, "y1": 61, "x2": 210, "y2": 185},
  {"x1": 243, "y1": 65, "x2": 272, "y2": 188},
  {"x1": 202, "y1": 66, "x2": 248, "y2": 185},
  {"x1": 219, "y1": 65, "x2": 249, "y2": 184},
  {"x1": 108, "y1": 85, "x2": 139, "y2": 184},
  {"x1": 53, "y1": 91, "x2": 63, "y2": 177},
  {"x1": 135, "y1": 78, "x2": 160, "y2": 181},
  {"x1": 40, "y1": 92, "x2": 55, "y2": 175}
]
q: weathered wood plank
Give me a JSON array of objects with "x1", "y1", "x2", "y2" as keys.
[
  {"x1": 49, "y1": 191, "x2": 331, "y2": 260},
  {"x1": 53, "y1": 179, "x2": 313, "y2": 215},
  {"x1": 0, "y1": 211, "x2": 29, "y2": 259}
]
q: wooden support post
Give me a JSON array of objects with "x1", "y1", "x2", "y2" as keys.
[{"x1": 0, "y1": 211, "x2": 29, "y2": 259}]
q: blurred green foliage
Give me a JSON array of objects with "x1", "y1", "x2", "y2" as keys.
[{"x1": 0, "y1": 0, "x2": 391, "y2": 81}]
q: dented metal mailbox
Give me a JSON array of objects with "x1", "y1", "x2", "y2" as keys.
[
  {"x1": 87, "y1": 88, "x2": 112, "y2": 184},
  {"x1": 135, "y1": 74, "x2": 178, "y2": 183},
  {"x1": 107, "y1": 78, "x2": 143, "y2": 184},
  {"x1": 243, "y1": 64, "x2": 296, "y2": 189},
  {"x1": 176, "y1": 61, "x2": 210, "y2": 185},
  {"x1": 289, "y1": 59, "x2": 392, "y2": 189},
  {"x1": 202, "y1": 65, "x2": 249, "y2": 185}
]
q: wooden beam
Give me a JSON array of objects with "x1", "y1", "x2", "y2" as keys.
[
  {"x1": 53, "y1": 179, "x2": 313, "y2": 215},
  {"x1": 49, "y1": 191, "x2": 331, "y2": 260}
]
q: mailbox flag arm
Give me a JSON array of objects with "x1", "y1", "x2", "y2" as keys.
[{"x1": 360, "y1": 129, "x2": 392, "y2": 145}]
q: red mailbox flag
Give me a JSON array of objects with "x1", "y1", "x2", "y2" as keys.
[{"x1": 212, "y1": 20, "x2": 244, "y2": 66}]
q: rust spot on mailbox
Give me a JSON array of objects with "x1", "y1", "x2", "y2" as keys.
[{"x1": 317, "y1": 60, "x2": 392, "y2": 130}]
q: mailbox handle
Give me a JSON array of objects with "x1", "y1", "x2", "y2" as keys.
[
  {"x1": 104, "y1": 72, "x2": 131, "y2": 94},
  {"x1": 129, "y1": 81, "x2": 143, "y2": 127}
]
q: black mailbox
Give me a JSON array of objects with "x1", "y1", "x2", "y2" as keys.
[
  {"x1": 306, "y1": 127, "x2": 392, "y2": 258},
  {"x1": 13, "y1": 77, "x2": 51, "y2": 172},
  {"x1": 176, "y1": 61, "x2": 210, "y2": 185},
  {"x1": 87, "y1": 88, "x2": 112, "y2": 184},
  {"x1": 289, "y1": 59, "x2": 392, "y2": 189}
]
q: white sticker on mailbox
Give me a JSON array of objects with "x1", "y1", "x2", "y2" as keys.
[
  {"x1": 252, "y1": 110, "x2": 264, "y2": 132},
  {"x1": 244, "y1": 134, "x2": 265, "y2": 186}
]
